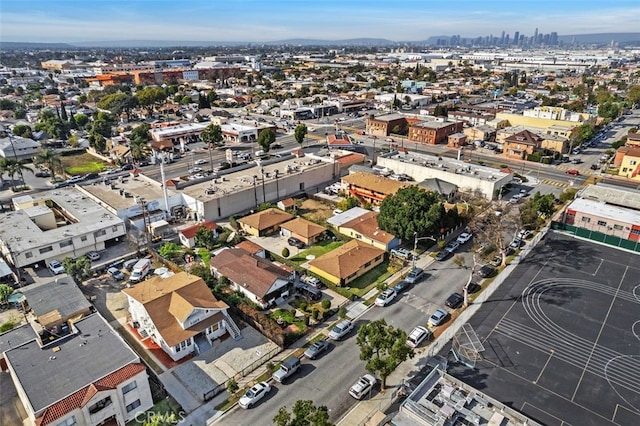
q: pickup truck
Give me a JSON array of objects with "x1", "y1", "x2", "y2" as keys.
[{"x1": 272, "y1": 356, "x2": 301, "y2": 383}]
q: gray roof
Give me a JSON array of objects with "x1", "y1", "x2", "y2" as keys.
[
  {"x1": 21, "y1": 277, "x2": 92, "y2": 320},
  {"x1": 4, "y1": 313, "x2": 139, "y2": 413},
  {"x1": 326, "y1": 207, "x2": 371, "y2": 227},
  {"x1": 419, "y1": 178, "x2": 458, "y2": 195},
  {"x1": 578, "y1": 183, "x2": 640, "y2": 211},
  {"x1": 0, "y1": 323, "x2": 36, "y2": 356}
]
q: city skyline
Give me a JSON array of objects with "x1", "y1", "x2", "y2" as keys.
[{"x1": 2, "y1": 0, "x2": 640, "y2": 44}]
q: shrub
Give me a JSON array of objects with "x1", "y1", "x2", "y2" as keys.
[
  {"x1": 282, "y1": 247, "x2": 290, "y2": 257},
  {"x1": 226, "y1": 379, "x2": 239, "y2": 394},
  {"x1": 321, "y1": 299, "x2": 331, "y2": 310},
  {"x1": 266, "y1": 362, "x2": 275, "y2": 372},
  {"x1": 338, "y1": 306, "x2": 347, "y2": 319},
  {"x1": 298, "y1": 300, "x2": 308, "y2": 311},
  {"x1": 311, "y1": 309, "x2": 320, "y2": 321},
  {"x1": 229, "y1": 216, "x2": 238, "y2": 230},
  {"x1": 0, "y1": 320, "x2": 16, "y2": 333}
]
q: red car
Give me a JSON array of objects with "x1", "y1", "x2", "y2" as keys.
[{"x1": 565, "y1": 169, "x2": 580, "y2": 176}]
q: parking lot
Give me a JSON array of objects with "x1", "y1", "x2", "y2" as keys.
[{"x1": 443, "y1": 233, "x2": 640, "y2": 425}]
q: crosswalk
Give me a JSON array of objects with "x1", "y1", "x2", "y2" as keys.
[{"x1": 539, "y1": 179, "x2": 570, "y2": 188}]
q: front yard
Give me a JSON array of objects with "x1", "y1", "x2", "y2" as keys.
[{"x1": 61, "y1": 152, "x2": 110, "y2": 175}]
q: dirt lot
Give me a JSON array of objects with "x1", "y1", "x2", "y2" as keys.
[{"x1": 298, "y1": 198, "x2": 334, "y2": 222}]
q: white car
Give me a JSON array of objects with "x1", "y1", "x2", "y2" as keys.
[
  {"x1": 456, "y1": 232, "x2": 472, "y2": 245},
  {"x1": 349, "y1": 374, "x2": 377, "y2": 399},
  {"x1": 375, "y1": 288, "x2": 397, "y2": 307},
  {"x1": 328, "y1": 319, "x2": 353, "y2": 340},
  {"x1": 238, "y1": 382, "x2": 271, "y2": 409},
  {"x1": 188, "y1": 167, "x2": 203, "y2": 174},
  {"x1": 48, "y1": 260, "x2": 65, "y2": 275},
  {"x1": 406, "y1": 326, "x2": 432, "y2": 348},
  {"x1": 194, "y1": 159, "x2": 207, "y2": 165}
]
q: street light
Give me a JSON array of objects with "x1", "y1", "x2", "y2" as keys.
[{"x1": 413, "y1": 232, "x2": 437, "y2": 270}]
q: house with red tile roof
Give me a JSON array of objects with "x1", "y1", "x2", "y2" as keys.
[
  {"x1": 209, "y1": 247, "x2": 294, "y2": 308},
  {"x1": 123, "y1": 272, "x2": 237, "y2": 362},
  {"x1": 178, "y1": 221, "x2": 218, "y2": 248},
  {"x1": 2, "y1": 314, "x2": 152, "y2": 426}
]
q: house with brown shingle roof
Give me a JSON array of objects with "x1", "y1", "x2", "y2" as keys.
[
  {"x1": 307, "y1": 240, "x2": 386, "y2": 286},
  {"x1": 342, "y1": 172, "x2": 409, "y2": 206},
  {"x1": 238, "y1": 208, "x2": 294, "y2": 237},
  {"x1": 2, "y1": 314, "x2": 153, "y2": 426},
  {"x1": 279, "y1": 217, "x2": 327, "y2": 245},
  {"x1": 235, "y1": 240, "x2": 267, "y2": 258},
  {"x1": 210, "y1": 247, "x2": 295, "y2": 308},
  {"x1": 503, "y1": 129, "x2": 544, "y2": 160},
  {"x1": 123, "y1": 272, "x2": 237, "y2": 361},
  {"x1": 178, "y1": 220, "x2": 218, "y2": 248},
  {"x1": 337, "y1": 210, "x2": 399, "y2": 251}
]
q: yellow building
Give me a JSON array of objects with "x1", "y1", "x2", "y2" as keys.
[
  {"x1": 307, "y1": 240, "x2": 385, "y2": 286},
  {"x1": 617, "y1": 146, "x2": 640, "y2": 180},
  {"x1": 496, "y1": 112, "x2": 595, "y2": 140}
]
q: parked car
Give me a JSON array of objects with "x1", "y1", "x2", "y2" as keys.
[
  {"x1": 393, "y1": 280, "x2": 411, "y2": 293},
  {"x1": 517, "y1": 229, "x2": 532, "y2": 239},
  {"x1": 490, "y1": 256, "x2": 502, "y2": 267},
  {"x1": 406, "y1": 326, "x2": 432, "y2": 348},
  {"x1": 107, "y1": 267, "x2": 125, "y2": 281},
  {"x1": 188, "y1": 167, "x2": 203, "y2": 174},
  {"x1": 435, "y1": 250, "x2": 453, "y2": 261},
  {"x1": 466, "y1": 282, "x2": 481, "y2": 294},
  {"x1": 288, "y1": 237, "x2": 305, "y2": 249},
  {"x1": 304, "y1": 340, "x2": 329, "y2": 360},
  {"x1": 445, "y1": 292, "x2": 464, "y2": 309},
  {"x1": 478, "y1": 264, "x2": 496, "y2": 278},
  {"x1": 86, "y1": 251, "x2": 100, "y2": 261},
  {"x1": 509, "y1": 238, "x2": 524, "y2": 249},
  {"x1": 349, "y1": 374, "x2": 377, "y2": 400},
  {"x1": 444, "y1": 241, "x2": 460, "y2": 252},
  {"x1": 238, "y1": 382, "x2": 271, "y2": 409},
  {"x1": 48, "y1": 260, "x2": 65, "y2": 275},
  {"x1": 456, "y1": 232, "x2": 472, "y2": 245},
  {"x1": 375, "y1": 288, "x2": 397, "y2": 307},
  {"x1": 328, "y1": 319, "x2": 353, "y2": 340},
  {"x1": 304, "y1": 276, "x2": 323, "y2": 289},
  {"x1": 405, "y1": 267, "x2": 425, "y2": 284},
  {"x1": 390, "y1": 247, "x2": 413, "y2": 260},
  {"x1": 120, "y1": 164, "x2": 134, "y2": 171},
  {"x1": 123, "y1": 258, "x2": 139, "y2": 271},
  {"x1": 272, "y1": 356, "x2": 301, "y2": 383},
  {"x1": 428, "y1": 308, "x2": 449, "y2": 327}
]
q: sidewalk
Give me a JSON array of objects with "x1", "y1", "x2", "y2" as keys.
[{"x1": 336, "y1": 228, "x2": 549, "y2": 425}]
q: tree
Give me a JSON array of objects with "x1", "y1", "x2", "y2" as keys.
[
  {"x1": 97, "y1": 93, "x2": 138, "y2": 120},
  {"x1": 598, "y1": 102, "x2": 620, "y2": 120},
  {"x1": 200, "y1": 124, "x2": 223, "y2": 146},
  {"x1": 159, "y1": 242, "x2": 183, "y2": 261},
  {"x1": 73, "y1": 113, "x2": 89, "y2": 128},
  {"x1": 337, "y1": 196, "x2": 359, "y2": 211},
  {"x1": 468, "y1": 203, "x2": 514, "y2": 267},
  {"x1": 136, "y1": 87, "x2": 167, "y2": 116},
  {"x1": 194, "y1": 225, "x2": 217, "y2": 250},
  {"x1": 627, "y1": 85, "x2": 640, "y2": 108},
  {"x1": 130, "y1": 123, "x2": 151, "y2": 141},
  {"x1": 60, "y1": 102, "x2": 68, "y2": 121},
  {"x1": 130, "y1": 138, "x2": 151, "y2": 163},
  {"x1": 377, "y1": 186, "x2": 451, "y2": 241},
  {"x1": 294, "y1": 123, "x2": 307, "y2": 146},
  {"x1": 0, "y1": 284, "x2": 13, "y2": 303},
  {"x1": 62, "y1": 256, "x2": 92, "y2": 284},
  {"x1": 5, "y1": 159, "x2": 33, "y2": 190},
  {"x1": 35, "y1": 148, "x2": 63, "y2": 181},
  {"x1": 12, "y1": 124, "x2": 33, "y2": 138},
  {"x1": 356, "y1": 319, "x2": 413, "y2": 390},
  {"x1": 273, "y1": 400, "x2": 332, "y2": 426},
  {"x1": 88, "y1": 132, "x2": 106, "y2": 153},
  {"x1": 257, "y1": 129, "x2": 276, "y2": 153}
]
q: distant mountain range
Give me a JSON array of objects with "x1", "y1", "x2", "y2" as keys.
[{"x1": 2, "y1": 33, "x2": 640, "y2": 49}]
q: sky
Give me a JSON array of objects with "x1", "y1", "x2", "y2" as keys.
[{"x1": 2, "y1": 0, "x2": 640, "y2": 43}]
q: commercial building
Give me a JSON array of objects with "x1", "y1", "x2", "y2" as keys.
[
  {"x1": 0, "y1": 189, "x2": 126, "y2": 268},
  {"x1": 408, "y1": 119, "x2": 464, "y2": 145},
  {"x1": 366, "y1": 113, "x2": 408, "y2": 138}
]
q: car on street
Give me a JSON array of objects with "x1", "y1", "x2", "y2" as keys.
[
  {"x1": 194, "y1": 159, "x2": 207, "y2": 165},
  {"x1": 304, "y1": 340, "x2": 330, "y2": 360},
  {"x1": 107, "y1": 267, "x2": 125, "y2": 281},
  {"x1": 444, "y1": 241, "x2": 460, "y2": 252},
  {"x1": 238, "y1": 382, "x2": 271, "y2": 409},
  {"x1": 478, "y1": 264, "x2": 496, "y2": 278},
  {"x1": 390, "y1": 247, "x2": 413, "y2": 260},
  {"x1": 375, "y1": 288, "x2": 397, "y2": 307},
  {"x1": 428, "y1": 308, "x2": 449, "y2": 327},
  {"x1": 435, "y1": 249, "x2": 453, "y2": 261},
  {"x1": 65, "y1": 175, "x2": 85, "y2": 184},
  {"x1": 328, "y1": 319, "x2": 354, "y2": 340},
  {"x1": 86, "y1": 251, "x2": 100, "y2": 261},
  {"x1": 590, "y1": 164, "x2": 599, "y2": 170},
  {"x1": 349, "y1": 374, "x2": 377, "y2": 400},
  {"x1": 288, "y1": 237, "x2": 305, "y2": 249},
  {"x1": 35, "y1": 169, "x2": 51, "y2": 177},
  {"x1": 406, "y1": 326, "x2": 432, "y2": 348},
  {"x1": 405, "y1": 267, "x2": 425, "y2": 284},
  {"x1": 456, "y1": 232, "x2": 472, "y2": 244},
  {"x1": 445, "y1": 292, "x2": 464, "y2": 309},
  {"x1": 188, "y1": 167, "x2": 203, "y2": 174},
  {"x1": 393, "y1": 280, "x2": 411, "y2": 293},
  {"x1": 48, "y1": 260, "x2": 65, "y2": 275},
  {"x1": 565, "y1": 169, "x2": 580, "y2": 176}
]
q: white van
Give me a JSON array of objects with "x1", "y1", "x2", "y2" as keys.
[
  {"x1": 255, "y1": 150, "x2": 266, "y2": 157},
  {"x1": 129, "y1": 258, "x2": 152, "y2": 283}
]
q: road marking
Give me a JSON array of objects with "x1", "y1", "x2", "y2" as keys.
[
  {"x1": 593, "y1": 259, "x2": 603, "y2": 276},
  {"x1": 571, "y1": 265, "x2": 629, "y2": 402},
  {"x1": 534, "y1": 350, "x2": 554, "y2": 384}
]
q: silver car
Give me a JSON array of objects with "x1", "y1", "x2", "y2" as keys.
[{"x1": 328, "y1": 320, "x2": 353, "y2": 340}]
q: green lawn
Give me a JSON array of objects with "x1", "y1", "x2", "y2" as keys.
[
  {"x1": 288, "y1": 241, "x2": 343, "y2": 265},
  {"x1": 61, "y1": 153, "x2": 110, "y2": 175},
  {"x1": 126, "y1": 398, "x2": 182, "y2": 426},
  {"x1": 341, "y1": 262, "x2": 393, "y2": 298}
]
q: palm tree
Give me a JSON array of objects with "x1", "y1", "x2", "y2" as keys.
[
  {"x1": 129, "y1": 137, "x2": 151, "y2": 163},
  {"x1": 0, "y1": 157, "x2": 9, "y2": 188},
  {"x1": 35, "y1": 148, "x2": 63, "y2": 181},
  {"x1": 5, "y1": 159, "x2": 33, "y2": 190}
]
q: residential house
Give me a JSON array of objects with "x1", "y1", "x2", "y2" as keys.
[
  {"x1": 307, "y1": 239, "x2": 386, "y2": 286},
  {"x1": 2, "y1": 313, "x2": 152, "y2": 426},
  {"x1": 408, "y1": 120, "x2": 464, "y2": 145},
  {"x1": 463, "y1": 125, "x2": 496, "y2": 142},
  {"x1": 238, "y1": 208, "x2": 294, "y2": 237},
  {"x1": 234, "y1": 240, "x2": 266, "y2": 258},
  {"x1": 502, "y1": 130, "x2": 544, "y2": 160},
  {"x1": 447, "y1": 132, "x2": 468, "y2": 148},
  {"x1": 279, "y1": 217, "x2": 327, "y2": 246},
  {"x1": 209, "y1": 247, "x2": 294, "y2": 308},
  {"x1": 178, "y1": 221, "x2": 218, "y2": 249},
  {"x1": 342, "y1": 172, "x2": 409, "y2": 206},
  {"x1": 0, "y1": 133, "x2": 41, "y2": 160},
  {"x1": 277, "y1": 198, "x2": 297, "y2": 212},
  {"x1": 627, "y1": 133, "x2": 640, "y2": 148},
  {"x1": 327, "y1": 208, "x2": 399, "y2": 251},
  {"x1": 123, "y1": 272, "x2": 237, "y2": 361},
  {"x1": 614, "y1": 146, "x2": 640, "y2": 180}
]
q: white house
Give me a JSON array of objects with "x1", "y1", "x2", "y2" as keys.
[
  {"x1": 0, "y1": 133, "x2": 41, "y2": 160},
  {"x1": 178, "y1": 221, "x2": 218, "y2": 249},
  {"x1": 123, "y1": 272, "x2": 240, "y2": 361}
]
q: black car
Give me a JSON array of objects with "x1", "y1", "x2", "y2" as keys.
[
  {"x1": 120, "y1": 164, "x2": 134, "y2": 171},
  {"x1": 435, "y1": 249, "x2": 453, "y2": 261},
  {"x1": 84, "y1": 173, "x2": 100, "y2": 180},
  {"x1": 478, "y1": 264, "x2": 496, "y2": 278},
  {"x1": 288, "y1": 237, "x2": 305, "y2": 249},
  {"x1": 393, "y1": 280, "x2": 411, "y2": 293},
  {"x1": 466, "y1": 282, "x2": 481, "y2": 294},
  {"x1": 445, "y1": 292, "x2": 464, "y2": 309}
]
